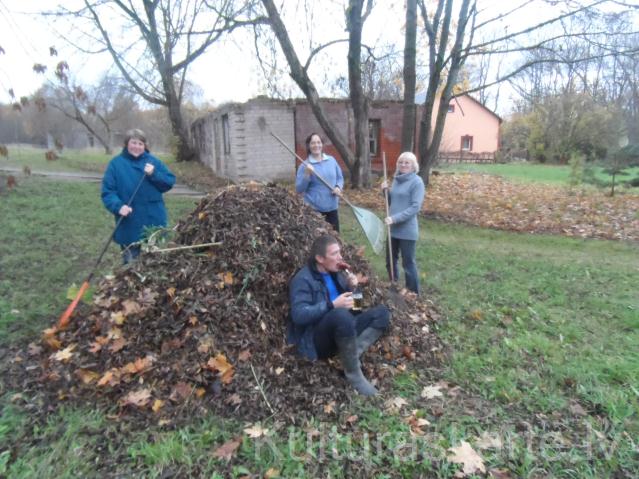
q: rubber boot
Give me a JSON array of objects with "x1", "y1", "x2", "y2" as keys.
[
  {"x1": 336, "y1": 336, "x2": 378, "y2": 396},
  {"x1": 356, "y1": 327, "x2": 383, "y2": 357}
]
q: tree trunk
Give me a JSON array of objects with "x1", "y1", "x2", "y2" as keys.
[
  {"x1": 261, "y1": 0, "x2": 361, "y2": 184},
  {"x1": 401, "y1": 0, "x2": 417, "y2": 152},
  {"x1": 348, "y1": 0, "x2": 371, "y2": 188}
]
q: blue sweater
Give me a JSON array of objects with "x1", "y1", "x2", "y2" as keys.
[
  {"x1": 295, "y1": 154, "x2": 344, "y2": 213},
  {"x1": 388, "y1": 172, "x2": 425, "y2": 241},
  {"x1": 288, "y1": 263, "x2": 350, "y2": 360},
  {"x1": 101, "y1": 148, "x2": 176, "y2": 246}
]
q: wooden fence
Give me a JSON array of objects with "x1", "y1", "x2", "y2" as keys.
[{"x1": 438, "y1": 151, "x2": 496, "y2": 164}]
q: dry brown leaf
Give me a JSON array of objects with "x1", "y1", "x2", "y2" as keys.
[
  {"x1": 109, "y1": 337, "x2": 127, "y2": 353},
  {"x1": 110, "y1": 311, "x2": 126, "y2": 325},
  {"x1": 264, "y1": 468, "x2": 280, "y2": 479},
  {"x1": 238, "y1": 349, "x2": 251, "y2": 362},
  {"x1": 212, "y1": 437, "x2": 242, "y2": 461},
  {"x1": 421, "y1": 384, "x2": 444, "y2": 399},
  {"x1": 51, "y1": 344, "x2": 76, "y2": 362},
  {"x1": 120, "y1": 388, "x2": 152, "y2": 408},
  {"x1": 76, "y1": 369, "x2": 100, "y2": 384},
  {"x1": 121, "y1": 355, "x2": 155, "y2": 375},
  {"x1": 475, "y1": 431, "x2": 503, "y2": 450},
  {"x1": 225, "y1": 394, "x2": 242, "y2": 406},
  {"x1": 152, "y1": 399, "x2": 165, "y2": 413},
  {"x1": 323, "y1": 401, "x2": 335, "y2": 414},
  {"x1": 243, "y1": 423, "x2": 268, "y2": 438},
  {"x1": 207, "y1": 354, "x2": 234, "y2": 384},
  {"x1": 121, "y1": 299, "x2": 142, "y2": 316},
  {"x1": 447, "y1": 441, "x2": 486, "y2": 476},
  {"x1": 170, "y1": 381, "x2": 193, "y2": 402},
  {"x1": 97, "y1": 368, "x2": 121, "y2": 387}
]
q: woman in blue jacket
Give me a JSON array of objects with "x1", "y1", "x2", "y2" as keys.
[
  {"x1": 381, "y1": 152, "x2": 425, "y2": 294},
  {"x1": 295, "y1": 133, "x2": 344, "y2": 232},
  {"x1": 101, "y1": 129, "x2": 176, "y2": 263}
]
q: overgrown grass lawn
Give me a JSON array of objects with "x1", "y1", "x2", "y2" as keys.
[{"x1": 0, "y1": 180, "x2": 637, "y2": 477}]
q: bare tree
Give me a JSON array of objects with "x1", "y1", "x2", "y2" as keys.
[
  {"x1": 54, "y1": 0, "x2": 263, "y2": 161},
  {"x1": 260, "y1": 0, "x2": 374, "y2": 187}
]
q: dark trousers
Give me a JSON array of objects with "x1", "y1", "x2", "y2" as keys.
[
  {"x1": 121, "y1": 244, "x2": 141, "y2": 264},
  {"x1": 386, "y1": 237, "x2": 419, "y2": 294},
  {"x1": 321, "y1": 209, "x2": 340, "y2": 232},
  {"x1": 313, "y1": 305, "x2": 390, "y2": 359}
]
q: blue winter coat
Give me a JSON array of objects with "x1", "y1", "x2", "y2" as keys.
[
  {"x1": 101, "y1": 148, "x2": 176, "y2": 246},
  {"x1": 295, "y1": 154, "x2": 344, "y2": 213},
  {"x1": 288, "y1": 263, "x2": 351, "y2": 360}
]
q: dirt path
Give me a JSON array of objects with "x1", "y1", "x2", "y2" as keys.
[{"x1": 0, "y1": 166, "x2": 204, "y2": 197}]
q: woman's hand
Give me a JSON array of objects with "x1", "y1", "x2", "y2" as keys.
[
  {"x1": 119, "y1": 205, "x2": 133, "y2": 217},
  {"x1": 333, "y1": 292, "x2": 354, "y2": 309},
  {"x1": 381, "y1": 180, "x2": 389, "y2": 190},
  {"x1": 304, "y1": 164, "x2": 315, "y2": 176},
  {"x1": 144, "y1": 163, "x2": 155, "y2": 175},
  {"x1": 384, "y1": 216, "x2": 393, "y2": 225}
]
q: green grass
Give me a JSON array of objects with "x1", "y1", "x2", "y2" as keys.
[
  {"x1": 437, "y1": 162, "x2": 639, "y2": 187},
  {"x1": 0, "y1": 177, "x2": 198, "y2": 342},
  {"x1": 1, "y1": 178, "x2": 638, "y2": 477}
]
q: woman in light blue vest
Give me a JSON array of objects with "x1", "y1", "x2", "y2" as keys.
[
  {"x1": 381, "y1": 152, "x2": 425, "y2": 294},
  {"x1": 295, "y1": 133, "x2": 344, "y2": 232}
]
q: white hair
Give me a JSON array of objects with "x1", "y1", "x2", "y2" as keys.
[{"x1": 396, "y1": 151, "x2": 419, "y2": 173}]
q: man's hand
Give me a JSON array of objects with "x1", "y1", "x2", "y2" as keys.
[
  {"x1": 144, "y1": 163, "x2": 155, "y2": 175},
  {"x1": 384, "y1": 216, "x2": 393, "y2": 225},
  {"x1": 119, "y1": 205, "x2": 133, "y2": 217},
  {"x1": 333, "y1": 292, "x2": 354, "y2": 309},
  {"x1": 332, "y1": 186, "x2": 342, "y2": 197}
]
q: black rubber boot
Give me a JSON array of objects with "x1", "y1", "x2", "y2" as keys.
[
  {"x1": 336, "y1": 336, "x2": 378, "y2": 396},
  {"x1": 356, "y1": 327, "x2": 383, "y2": 357}
]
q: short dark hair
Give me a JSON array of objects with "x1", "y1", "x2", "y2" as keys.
[
  {"x1": 309, "y1": 234, "x2": 338, "y2": 265},
  {"x1": 305, "y1": 132, "x2": 322, "y2": 155},
  {"x1": 123, "y1": 129, "x2": 149, "y2": 150}
]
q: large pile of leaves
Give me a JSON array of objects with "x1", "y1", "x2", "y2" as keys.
[{"x1": 10, "y1": 184, "x2": 440, "y2": 424}]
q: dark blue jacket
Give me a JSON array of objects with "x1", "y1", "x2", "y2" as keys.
[
  {"x1": 101, "y1": 148, "x2": 176, "y2": 246},
  {"x1": 288, "y1": 263, "x2": 351, "y2": 360}
]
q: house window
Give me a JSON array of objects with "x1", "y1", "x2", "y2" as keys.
[
  {"x1": 448, "y1": 104, "x2": 455, "y2": 113},
  {"x1": 222, "y1": 114, "x2": 231, "y2": 154},
  {"x1": 369, "y1": 119, "x2": 381, "y2": 156},
  {"x1": 461, "y1": 135, "x2": 473, "y2": 151}
]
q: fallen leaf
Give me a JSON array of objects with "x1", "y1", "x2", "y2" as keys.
[
  {"x1": 121, "y1": 355, "x2": 155, "y2": 375},
  {"x1": 243, "y1": 423, "x2": 268, "y2": 438},
  {"x1": 324, "y1": 401, "x2": 335, "y2": 414},
  {"x1": 196, "y1": 387, "x2": 206, "y2": 398},
  {"x1": 120, "y1": 388, "x2": 152, "y2": 408},
  {"x1": 109, "y1": 337, "x2": 127, "y2": 353},
  {"x1": 489, "y1": 468, "x2": 514, "y2": 478},
  {"x1": 275, "y1": 367, "x2": 284, "y2": 375},
  {"x1": 475, "y1": 431, "x2": 503, "y2": 450},
  {"x1": 207, "y1": 354, "x2": 234, "y2": 384},
  {"x1": 170, "y1": 381, "x2": 193, "y2": 402},
  {"x1": 52, "y1": 344, "x2": 76, "y2": 362},
  {"x1": 27, "y1": 343, "x2": 42, "y2": 356},
  {"x1": 121, "y1": 299, "x2": 142, "y2": 316},
  {"x1": 384, "y1": 396, "x2": 409, "y2": 412},
  {"x1": 110, "y1": 311, "x2": 126, "y2": 325},
  {"x1": 238, "y1": 349, "x2": 251, "y2": 361},
  {"x1": 264, "y1": 467, "x2": 280, "y2": 479},
  {"x1": 421, "y1": 384, "x2": 444, "y2": 399},
  {"x1": 225, "y1": 394, "x2": 242, "y2": 406},
  {"x1": 76, "y1": 369, "x2": 100, "y2": 384},
  {"x1": 152, "y1": 399, "x2": 165, "y2": 413},
  {"x1": 345, "y1": 414, "x2": 358, "y2": 425},
  {"x1": 212, "y1": 437, "x2": 242, "y2": 461},
  {"x1": 97, "y1": 368, "x2": 121, "y2": 387},
  {"x1": 447, "y1": 441, "x2": 486, "y2": 476}
]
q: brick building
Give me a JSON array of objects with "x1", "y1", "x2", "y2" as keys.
[{"x1": 191, "y1": 95, "x2": 500, "y2": 182}]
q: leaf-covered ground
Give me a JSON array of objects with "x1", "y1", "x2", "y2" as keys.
[
  {"x1": 5, "y1": 184, "x2": 442, "y2": 427},
  {"x1": 350, "y1": 172, "x2": 639, "y2": 241}
]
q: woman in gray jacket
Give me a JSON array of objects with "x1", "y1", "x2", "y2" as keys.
[{"x1": 381, "y1": 152, "x2": 425, "y2": 294}]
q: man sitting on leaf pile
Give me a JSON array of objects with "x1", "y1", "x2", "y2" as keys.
[{"x1": 288, "y1": 234, "x2": 390, "y2": 396}]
